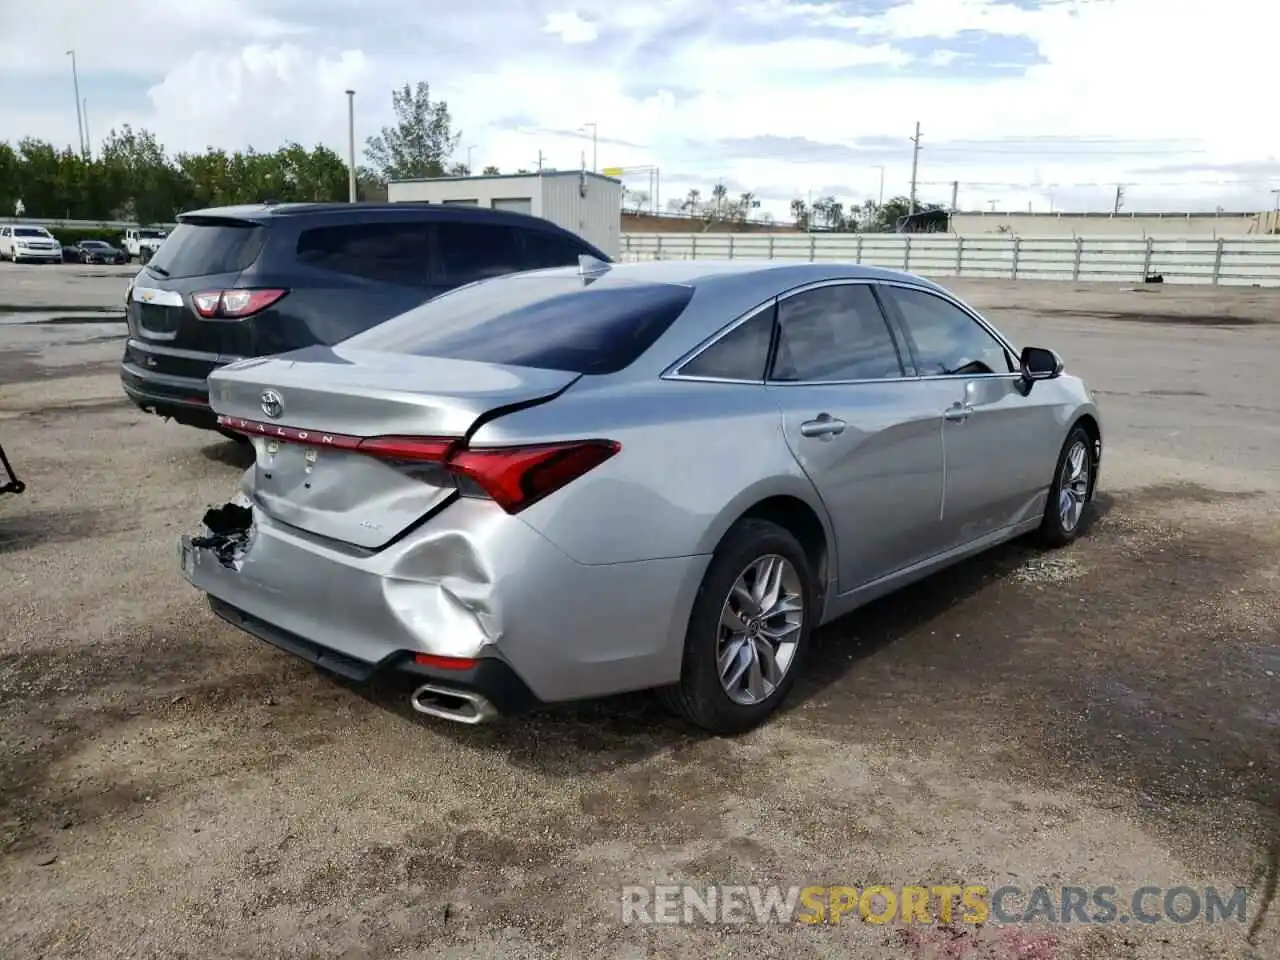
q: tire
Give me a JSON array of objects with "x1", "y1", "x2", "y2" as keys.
[
  {"x1": 659, "y1": 518, "x2": 816, "y2": 734},
  {"x1": 1035, "y1": 425, "x2": 1095, "y2": 548}
]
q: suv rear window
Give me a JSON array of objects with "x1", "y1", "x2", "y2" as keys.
[
  {"x1": 343, "y1": 275, "x2": 694, "y2": 375},
  {"x1": 146, "y1": 221, "x2": 266, "y2": 279}
]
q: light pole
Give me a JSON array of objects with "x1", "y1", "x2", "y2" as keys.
[
  {"x1": 872, "y1": 165, "x2": 885, "y2": 208},
  {"x1": 580, "y1": 122, "x2": 597, "y2": 172},
  {"x1": 82, "y1": 98, "x2": 90, "y2": 157},
  {"x1": 345, "y1": 90, "x2": 357, "y2": 202},
  {"x1": 66, "y1": 50, "x2": 85, "y2": 156},
  {"x1": 1271, "y1": 189, "x2": 1280, "y2": 234},
  {"x1": 466, "y1": 145, "x2": 475, "y2": 173}
]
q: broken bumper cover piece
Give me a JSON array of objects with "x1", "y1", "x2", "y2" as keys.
[{"x1": 178, "y1": 497, "x2": 704, "y2": 710}]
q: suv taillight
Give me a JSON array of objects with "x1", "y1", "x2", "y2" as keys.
[{"x1": 192, "y1": 288, "x2": 288, "y2": 319}]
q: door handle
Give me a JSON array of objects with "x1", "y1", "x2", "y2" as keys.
[
  {"x1": 800, "y1": 413, "x2": 847, "y2": 438},
  {"x1": 943, "y1": 401, "x2": 973, "y2": 422}
]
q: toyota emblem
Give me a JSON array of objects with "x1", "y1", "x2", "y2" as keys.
[{"x1": 260, "y1": 389, "x2": 284, "y2": 419}]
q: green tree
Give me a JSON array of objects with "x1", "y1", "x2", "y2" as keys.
[
  {"x1": 481, "y1": 164, "x2": 500, "y2": 175},
  {"x1": 98, "y1": 125, "x2": 185, "y2": 222},
  {"x1": 364, "y1": 81, "x2": 461, "y2": 181}
]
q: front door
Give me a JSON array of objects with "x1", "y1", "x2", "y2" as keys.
[
  {"x1": 767, "y1": 280, "x2": 951, "y2": 592},
  {"x1": 880, "y1": 283, "x2": 1054, "y2": 547}
]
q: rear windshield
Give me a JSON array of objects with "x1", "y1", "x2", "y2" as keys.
[
  {"x1": 146, "y1": 221, "x2": 266, "y2": 279},
  {"x1": 14, "y1": 228, "x2": 49, "y2": 237},
  {"x1": 343, "y1": 275, "x2": 694, "y2": 375}
]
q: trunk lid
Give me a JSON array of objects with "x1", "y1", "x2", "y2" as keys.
[{"x1": 209, "y1": 346, "x2": 580, "y2": 549}]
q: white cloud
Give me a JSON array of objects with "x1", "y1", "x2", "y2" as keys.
[
  {"x1": 4, "y1": 0, "x2": 1280, "y2": 217},
  {"x1": 542, "y1": 11, "x2": 600, "y2": 44}
]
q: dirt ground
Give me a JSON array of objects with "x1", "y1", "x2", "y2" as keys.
[{"x1": 1, "y1": 264, "x2": 1277, "y2": 959}]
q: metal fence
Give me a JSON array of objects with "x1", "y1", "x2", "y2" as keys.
[{"x1": 618, "y1": 233, "x2": 1280, "y2": 286}]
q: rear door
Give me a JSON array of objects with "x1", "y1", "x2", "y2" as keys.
[{"x1": 767, "y1": 280, "x2": 953, "y2": 591}]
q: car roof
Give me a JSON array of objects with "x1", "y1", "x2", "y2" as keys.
[
  {"x1": 176, "y1": 201, "x2": 581, "y2": 233},
  {"x1": 529, "y1": 257, "x2": 949, "y2": 292}
]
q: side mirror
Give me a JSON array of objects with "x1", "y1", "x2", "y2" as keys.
[{"x1": 1018, "y1": 346, "x2": 1063, "y2": 393}]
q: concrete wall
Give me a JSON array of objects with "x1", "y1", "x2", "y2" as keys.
[
  {"x1": 619, "y1": 232, "x2": 1280, "y2": 286},
  {"x1": 950, "y1": 210, "x2": 1277, "y2": 238}
]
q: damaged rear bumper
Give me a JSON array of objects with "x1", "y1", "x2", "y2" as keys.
[{"x1": 179, "y1": 497, "x2": 706, "y2": 712}]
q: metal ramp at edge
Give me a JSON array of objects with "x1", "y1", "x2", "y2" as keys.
[{"x1": 0, "y1": 442, "x2": 24, "y2": 495}]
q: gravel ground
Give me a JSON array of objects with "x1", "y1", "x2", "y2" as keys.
[{"x1": 1, "y1": 263, "x2": 1277, "y2": 959}]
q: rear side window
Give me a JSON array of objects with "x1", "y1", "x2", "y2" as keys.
[
  {"x1": 343, "y1": 276, "x2": 694, "y2": 375},
  {"x1": 521, "y1": 230, "x2": 595, "y2": 269},
  {"x1": 148, "y1": 221, "x2": 267, "y2": 279},
  {"x1": 771, "y1": 283, "x2": 904, "y2": 382},
  {"x1": 296, "y1": 221, "x2": 433, "y2": 288},
  {"x1": 434, "y1": 222, "x2": 525, "y2": 286},
  {"x1": 678, "y1": 308, "x2": 774, "y2": 380}
]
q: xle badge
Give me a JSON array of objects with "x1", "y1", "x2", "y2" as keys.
[{"x1": 304, "y1": 447, "x2": 317, "y2": 488}]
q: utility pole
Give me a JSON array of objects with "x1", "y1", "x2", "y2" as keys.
[
  {"x1": 581, "y1": 121, "x2": 597, "y2": 172},
  {"x1": 950, "y1": 180, "x2": 959, "y2": 213},
  {"x1": 66, "y1": 50, "x2": 85, "y2": 156},
  {"x1": 82, "y1": 99, "x2": 91, "y2": 158},
  {"x1": 1113, "y1": 184, "x2": 1125, "y2": 215},
  {"x1": 345, "y1": 90, "x2": 357, "y2": 202},
  {"x1": 873, "y1": 165, "x2": 885, "y2": 208},
  {"x1": 1270, "y1": 189, "x2": 1279, "y2": 233},
  {"x1": 908, "y1": 121, "x2": 921, "y2": 215},
  {"x1": 535, "y1": 150, "x2": 545, "y2": 173}
]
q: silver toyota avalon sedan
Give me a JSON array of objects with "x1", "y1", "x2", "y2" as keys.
[{"x1": 181, "y1": 258, "x2": 1102, "y2": 733}]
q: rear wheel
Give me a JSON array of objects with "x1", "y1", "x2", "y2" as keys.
[
  {"x1": 1036, "y1": 425, "x2": 1094, "y2": 547},
  {"x1": 660, "y1": 518, "x2": 814, "y2": 734}
]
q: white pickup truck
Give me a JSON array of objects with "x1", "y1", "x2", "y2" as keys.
[{"x1": 123, "y1": 227, "x2": 168, "y2": 263}]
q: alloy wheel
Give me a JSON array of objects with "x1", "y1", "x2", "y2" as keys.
[
  {"x1": 1058, "y1": 439, "x2": 1090, "y2": 532},
  {"x1": 715, "y1": 554, "x2": 805, "y2": 706}
]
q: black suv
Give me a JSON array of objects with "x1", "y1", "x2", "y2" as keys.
[{"x1": 120, "y1": 202, "x2": 611, "y2": 435}]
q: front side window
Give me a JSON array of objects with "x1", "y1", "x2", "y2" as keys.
[
  {"x1": 771, "y1": 283, "x2": 904, "y2": 382},
  {"x1": 886, "y1": 286, "x2": 1013, "y2": 376}
]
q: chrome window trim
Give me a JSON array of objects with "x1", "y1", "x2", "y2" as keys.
[{"x1": 662, "y1": 276, "x2": 1024, "y2": 388}]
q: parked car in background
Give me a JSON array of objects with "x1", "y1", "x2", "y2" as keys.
[
  {"x1": 69, "y1": 239, "x2": 129, "y2": 265},
  {"x1": 182, "y1": 259, "x2": 1102, "y2": 733},
  {"x1": 120, "y1": 202, "x2": 612, "y2": 438},
  {"x1": 0, "y1": 225, "x2": 62, "y2": 263},
  {"x1": 123, "y1": 227, "x2": 168, "y2": 263}
]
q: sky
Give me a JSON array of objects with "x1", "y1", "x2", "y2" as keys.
[{"x1": 4, "y1": 0, "x2": 1280, "y2": 221}]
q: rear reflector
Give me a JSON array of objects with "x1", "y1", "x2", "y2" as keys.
[
  {"x1": 413, "y1": 653, "x2": 479, "y2": 671},
  {"x1": 192, "y1": 288, "x2": 287, "y2": 319},
  {"x1": 216, "y1": 416, "x2": 618, "y2": 514}
]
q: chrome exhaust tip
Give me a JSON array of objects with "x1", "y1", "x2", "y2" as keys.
[{"x1": 409, "y1": 683, "x2": 498, "y2": 725}]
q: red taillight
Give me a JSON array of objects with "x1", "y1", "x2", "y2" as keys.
[
  {"x1": 216, "y1": 416, "x2": 618, "y2": 514},
  {"x1": 413, "y1": 653, "x2": 478, "y2": 670},
  {"x1": 192, "y1": 288, "x2": 287, "y2": 319},
  {"x1": 355, "y1": 435, "x2": 455, "y2": 462},
  {"x1": 449, "y1": 440, "x2": 620, "y2": 513}
]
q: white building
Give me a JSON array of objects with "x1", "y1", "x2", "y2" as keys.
[{"x1": 387, "y1": 171, "x2": 623, "y2": 258}]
